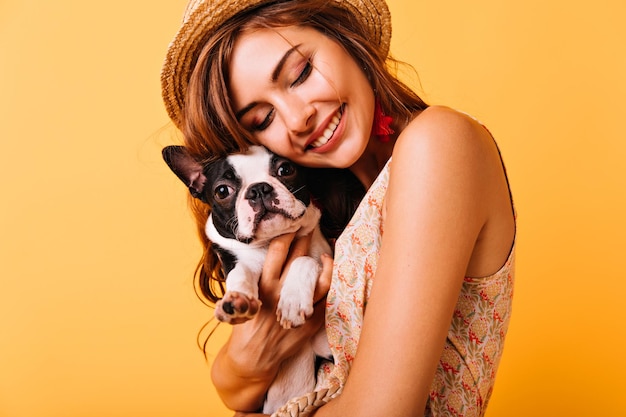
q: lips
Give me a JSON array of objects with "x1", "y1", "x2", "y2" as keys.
[{"x1": 307, "y1": 106, "x2": 343, "y2": 149}]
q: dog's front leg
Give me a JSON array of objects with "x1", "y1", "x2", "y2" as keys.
[
  {"x1": 215, "y1": 262, "x2": 262, "y2": 324},
  {"x1": 276, "y1": 256, "x2": 320, "y2": 328}
]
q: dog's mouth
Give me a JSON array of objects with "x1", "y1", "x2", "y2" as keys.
[
  {"x1": 254, "y1": 204, "x2": 301, "y2": 226},
  {"x1": 237, "y1": 204, "x2": 306, "y2": 243}
]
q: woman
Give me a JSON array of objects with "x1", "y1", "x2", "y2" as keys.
[{"x1": 161, "y1": 0, "x2": 515, "y2": 416}]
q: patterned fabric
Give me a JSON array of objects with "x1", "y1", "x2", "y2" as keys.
[{"x1": 273, "y1": 158, "x2": 515, "y2": 417}]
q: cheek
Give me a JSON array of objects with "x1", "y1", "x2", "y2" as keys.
[{"x1": 254, "y1": 127, "x2": 290, "y2": 154}]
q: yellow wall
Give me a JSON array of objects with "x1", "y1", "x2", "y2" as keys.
[{"x1": 1, "y1": 0, "x2": 624, "y2": 416}]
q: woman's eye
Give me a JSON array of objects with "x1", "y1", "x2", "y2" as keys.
[
  {"x1": 214, "y1": 184, "x2": 234, "y2": 200},
  {"x1": 277, "y1": 161, "x2": 295, "y2": 177},
  {"x1": 291, "y1": 60, "x2": 312, "y2": 88},
  {"x1": 252, "y1": 108, "x2": 274, "y2": 131}
]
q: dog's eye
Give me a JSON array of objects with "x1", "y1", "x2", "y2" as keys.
[
  {"x1": 214, "y1": 184, "x2": 233, "y2": 200},
  {"x1": 277, "y1": 162, "x2": 295, "y2": 177}
]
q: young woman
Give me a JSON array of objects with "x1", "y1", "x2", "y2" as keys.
[{"x1": 161, "y1": 0, "x2": 515, "y2": 416}]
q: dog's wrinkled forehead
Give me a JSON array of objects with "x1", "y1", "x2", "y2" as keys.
[{"x1": 225, "y1": 146, "x2": 273, "y2": 182}]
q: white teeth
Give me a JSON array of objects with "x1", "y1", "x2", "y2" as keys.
[
  {"x1": 310, "y1": 112, "x2": 342, "y2": 148},
  {"x1": 310, "y1": 138, "x2": 327, "y2": 148}
]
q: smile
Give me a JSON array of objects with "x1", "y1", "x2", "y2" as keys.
[{"x1": 309, "y1": 108, "x2": 343, "y2": 149}]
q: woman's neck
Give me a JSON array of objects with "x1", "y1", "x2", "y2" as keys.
[
  {"x1": 350, "y1": 112, "x2": 415, "y2": 188},
  {"x1": 350, "y1": 136, "x2": 395, "y2": 188}
]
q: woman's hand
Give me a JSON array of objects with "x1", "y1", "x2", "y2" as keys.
[{"x1": 211, "y1": 232, "x2": 332, "y2": 412}]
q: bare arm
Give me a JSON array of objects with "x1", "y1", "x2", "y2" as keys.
[
  {"x1": 211, "y1": 232, "x2": 333, "y2": 412},
  {"x1": 315, "y1": 107, "x2": 514, "y2": 416}
]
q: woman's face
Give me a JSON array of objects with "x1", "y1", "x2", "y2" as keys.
[{"x1": 228, "y1": 25, "x2": 375, "y2": 169}]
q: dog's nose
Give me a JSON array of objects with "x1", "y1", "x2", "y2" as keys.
[{"x1": 245, "y1": 182, "x2": 274, "y2": 202}]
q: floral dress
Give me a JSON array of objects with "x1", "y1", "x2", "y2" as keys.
[{"x1": 273, "y1": 158, "x2": 515, "y2": 417}]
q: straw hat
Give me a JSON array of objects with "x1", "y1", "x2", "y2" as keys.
[{"x1": 161, "y1": 0, "x2": 392, "y2": 129}]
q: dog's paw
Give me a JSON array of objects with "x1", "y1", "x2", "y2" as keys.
[
  {"x1": 215, "y1": 291, "x2": 261, "y2": 324},
  {"x1": 276, "y1": 295, "x2": 314, "y2": 329}
]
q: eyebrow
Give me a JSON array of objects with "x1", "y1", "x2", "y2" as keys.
[
  {"x1": 272, "y1": 44, "x2": 301, "y2": 82},
  {"x1": 235, "y1": 43, "x2": 302, "y2": 120}
]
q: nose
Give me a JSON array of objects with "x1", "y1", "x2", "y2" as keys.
[
  {"x1": 280, "y1": 99, "x2": 315, "y2": 136},
  {"x1": 245, "y1": 182, "x2": 276, "y2": 211}
]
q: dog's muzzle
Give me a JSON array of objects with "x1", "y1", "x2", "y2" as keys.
[
  {"x1": 236, "y1": 179, "x2": 307, "y2": 241},
  {"x1": 246, "y1": 182, "x2": 279, "y2": 213}
]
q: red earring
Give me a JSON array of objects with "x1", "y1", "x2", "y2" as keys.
[{"x1": 372, "y1": 100, "x2": 394, "y2": 143}]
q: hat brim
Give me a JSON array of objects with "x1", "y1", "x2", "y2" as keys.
[{"x1": 161, "y1": 0, "x2": 391, "y2": 129}]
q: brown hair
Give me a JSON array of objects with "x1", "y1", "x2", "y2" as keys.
[{"x1": 180, "y1": 0, "x2": 428, "y2": 304}]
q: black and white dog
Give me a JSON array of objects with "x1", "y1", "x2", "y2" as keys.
[{"x1": 162, "y1": 145, "x2": 331, "y2": 413}]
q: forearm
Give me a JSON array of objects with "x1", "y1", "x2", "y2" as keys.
[{"x1": 211, "y1": 337, "x2": 278, "y2": 412}]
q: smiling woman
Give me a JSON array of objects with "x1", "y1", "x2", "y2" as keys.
[
  {"x1": 227, "y1": 26, "x2": 375, "y2": 172},
  {"x1": 159, "y1": 0, "x2": 515, "y2": 416},
  {"x1": 3, "y1": 0, "x2": 626, "y2": 416}
]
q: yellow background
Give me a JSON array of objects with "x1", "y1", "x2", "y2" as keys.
[{"x1": 1, "y1": 0, "x2": 624, "y2": 416}]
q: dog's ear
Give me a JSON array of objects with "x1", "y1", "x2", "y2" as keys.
[{"x1": 162, "y1": 145, "x2": 208, "y2": 201}]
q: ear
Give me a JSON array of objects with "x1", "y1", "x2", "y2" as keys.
[{"x1": 162, "y1": 145, "x2": 208, "y2": 201}]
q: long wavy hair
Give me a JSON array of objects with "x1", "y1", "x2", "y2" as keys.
[{"x1": 179, "y1": 0, "x2": 428, "y2": 305}]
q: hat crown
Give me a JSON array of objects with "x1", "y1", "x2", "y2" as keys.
[{"x1": 183, "y1": 0, "x2": 202, "y2": 21}]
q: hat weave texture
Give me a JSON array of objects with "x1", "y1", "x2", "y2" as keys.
[{"x1": 161, "y1": 0, "x2": 392, "y2": 129}]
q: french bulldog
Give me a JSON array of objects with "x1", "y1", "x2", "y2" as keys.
[{"x1": 162, "y1": 145, "x2": 331, "y2": 413}]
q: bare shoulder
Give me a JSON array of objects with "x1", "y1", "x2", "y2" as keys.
[
  {"x1": 394, "y1": 105, "x2": 493, "y2": 159},
  {"x1": 390, "y1": 105, "x2": 500, "y2": 187},
  {"x1": 389, "y1": 105, "x2": 515, "y2": 277}
]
